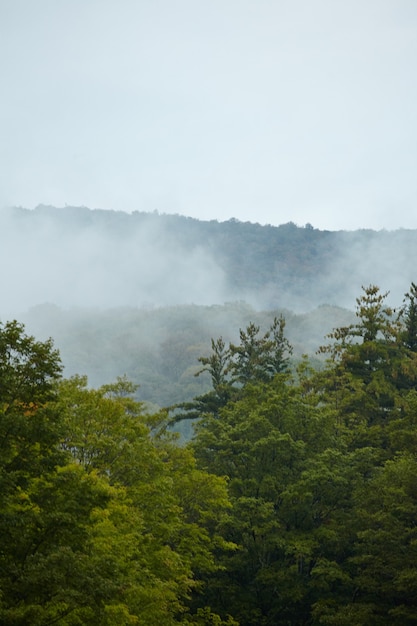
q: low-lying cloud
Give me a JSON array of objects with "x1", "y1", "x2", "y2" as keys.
[
  {"x1": 1, "y1": 206, "x2": 416, "y2": 321},
  {"x1": 0, "y1": 206, "x2": 229, "y2": 316}
]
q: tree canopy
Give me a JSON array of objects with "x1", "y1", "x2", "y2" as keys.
[
  {"x1": 2, "y1": 283, "x2": 417, "y2": 624},
  {"x1": 182, "y1": 285, "x2": 417, "y2": 624},
  {"x1": 0, "y1": 322, "x2": 235, "y2": 625}
]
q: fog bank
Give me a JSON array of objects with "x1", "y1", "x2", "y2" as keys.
[
  {"x1": 0, "y1": 206, "x2": 228, "y2": 317},
  {"x1": 1, "y1": 206, "x2": 417, "y2": 319}
]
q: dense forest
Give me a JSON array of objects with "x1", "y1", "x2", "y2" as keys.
[
  {"x1": 20, "y1": 301, "x2": 355, "y2": 412},
  {"x1": 3, "y1": 204, "x2": 417, "y2": 411},
  {"x1": 2, "y1": 283, "x2": 417, "y2": 624},
  {"x1": 2, "y1": 205, "x2": 417, "y2": 313}
]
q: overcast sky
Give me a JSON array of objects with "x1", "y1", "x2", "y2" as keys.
[{"x1": 1, "y1": 0, "x2": 416, "y2": 231}]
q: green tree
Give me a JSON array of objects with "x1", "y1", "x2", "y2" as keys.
[
  {"x1": 0, "y1": 322, "x2": 125, "y2": 624},
  {"x1": 0, "y1": 320, "x2": 63, "y2": 479},
  {"x1": 187, "y1": 285, "x2": 417, "y2": 624},
  {"x1": 314, "y1": 454, "x2": 417, "y2": 626},
  {"x1": 56, "y1": 374, "x2": 235, "y2": 624},
  {"x1": 174, "y1": 337, "x2": 234, "y2": 422},
  {"x1": 316, "y1": 285, "x2": 408, "y2": 433},
  {"x1": 0, "y1": 463, "x2": 126, "y2": 625},
  {"x1": 399, "y1": 282, "x2": 417, "y2": 351},
  {"x1": 0, "y1": 321, "x2": 233, "y2": 624},
  {"x1": 191, "y1": 374, "x2": 338, "y2": 625},
  {"x1": 228, "y1": 317, "x2": 292, "y2": 385},
  {"x1": 169, "y1": 317, "x2": 292, "y2": 426}
]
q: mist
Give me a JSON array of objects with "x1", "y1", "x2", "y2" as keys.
[
  {"x1": 2, "y1": 206, "x2": 417, "y2": 321},
  {"x1": 322, "y1": 229, "x2": 417, "y2": 310},
  {"x1": 0, "y1": 206, "x2": 228, "y2": 317},
  {"x1": 2, "y1": 204, "x2": 415, "y2": 407}
]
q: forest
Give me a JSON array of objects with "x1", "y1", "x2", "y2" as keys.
[
  {"x1": 2, "y1": 283, "x2": 417, "y2": 625},
  {"x1": 4, "y1": 204, "x2": 417, "y2": 413},
  {"x1": 2, "y1": 205, "x2": 417, "y2": 314},
  {"x1": 20, "y1": 300, "x2": 355, "y2": 414}
]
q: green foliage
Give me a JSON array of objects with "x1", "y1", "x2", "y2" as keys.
[
  {"x1": 0, "y1": 321, "x2": 233, "y2": 625},
  {"x1": 186, "y1": 283, "x2": 417, "y2": 624},
  {"x1": 190, "y1": 375, "x2": 340, "y2": 625},
  {"x1": 198, "y1": 337, "x2": 230, "y2": 391},
  {"x1": 0, "y1": 464, "x2": 119, "y2": 625},
  {"x1": 351, "y1": 454, "x2": 417, "y2": 624},
  {"x1": 228, "y1": 316, "x2": 293, "y2": 385},
  {"x1": 0, "y1": 319, "x2": 62, "y2": 405},
  {"x1": 400, "y1": 281, "x2": 417, "y2": 351},
  {"x1": 169, "y1": 317, "x2": 293, "y2": 426},
  {"x1": 4, "y1": 281, "x2": 417, "y2": 625},
  {"x1": 55, "y1": 375, "x2": 235, "y2": 623},
  {"x1": 316, "y1": 285, "x2": 417, "y2": 433},
  {"x1": 0, "y1": 320, "x2": 63, "y2": 480}
]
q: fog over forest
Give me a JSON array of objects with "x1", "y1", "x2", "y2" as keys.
[
  {"x1": 1, "y1": 206, "x2": 228, "y2": 316},
  {"x1": 2, "y1": 205, "x2": 417, "y2": 318}
]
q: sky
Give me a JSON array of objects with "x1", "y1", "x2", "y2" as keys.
[{"x1": 1, "y1": 0, "x2": 416, "y2": 231}]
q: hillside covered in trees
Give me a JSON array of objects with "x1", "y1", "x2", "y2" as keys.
[
  {"x1": 20, "y1": 301, "x2": 355, "y2": 411},
  {"x1": 1, "y1": 283, "x2": 417, "y2": 625},
  {"x1": 3, "y1": 204, "x2": 417, "y2": 410},
  {"x1": 2, "y1": 205, "x2": 417, "y2": 313}
]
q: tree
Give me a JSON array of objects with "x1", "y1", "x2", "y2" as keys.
[
  {"x1": 314, "y1": 454, "x2": 417, "y2": 626},
  {"x1": 228, "y1": 317, "x2": 292, "y2": 385},
  {"x1": 56, "y1": 374, "x2": 235, "y2": 624},
  {"x1": 168, "y1": 317, "x2": 293, "y2": 427},
  {"x1": 0, "y1": 463, "x2": 123, "y2": 626},
  {"x1": 0, "y1": 321, "x2": 234, "y2": 624},
  {"x1": 400, "y1": 281, "x2": 417, "y2": 352},
  {"x1": 198, "y1": 337, "x2": 230, "y2": 391},
  {"x1": 0, "y1": 320, "x2": 63, "y2": 478},
  {"x1": 0, "y1": 322, "x2": 118, "y2": 624},
  {"x1": 190, "y1": 373, "x2": 338, "y2": 625},
  {"x1": 187, "y1": 285, "x2": 417, "y2": 624},
  {"x1": 316, "y1": 285, "x2": 409, "y2": 432},
  {"x1": 0, "y1": 319, "x2": 62, "y2": 405}
]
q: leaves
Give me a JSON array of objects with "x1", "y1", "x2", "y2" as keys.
[
  {"x1": 4, "y1": 282, "x2": 417, "y2": 625},
  {"x1": 0, "y1": 321, "x2": 233, "y2": 625}
]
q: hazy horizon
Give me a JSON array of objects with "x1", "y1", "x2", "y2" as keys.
[
  {"x1": 4, "y1": 202, "x2": 417, "y2": 232},
  {"x1": 2, "y1": 205, "x2": 416, "y2": 319},
  {"x1": 1, "y1": 0, "x2": 416, "y2": 231}
]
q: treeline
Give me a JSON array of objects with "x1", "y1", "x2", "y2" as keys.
[
  {"x1": 176, "y1": 283, "x2": 417, "y2": 624},
  {"x1": 4, "y1": 205, "x2": 417, "y2": 311},
  {"x1": 22, "y1": 300, "x2": 355, "y2": 410},
  {"x1": 0, "y1": 320, "x2": 234, "y2": 625},
  {"x1": 2, "y1": 283, "x2": 417, "y2": 624}
]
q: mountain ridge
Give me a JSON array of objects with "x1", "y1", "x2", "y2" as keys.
[
  {"x1": 2, "y1": 204, "x2": 415, "y2": 314},
  {"x1": 2, "y1": 204, "x2": 415, "y2": 408}
]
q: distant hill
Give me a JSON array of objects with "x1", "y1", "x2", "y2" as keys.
[
  {"x1": 1, "y1": 205, "x2": 416, "y2": 314},
  {"x1": 20, "y1": 301, "x2": 355, "y2": 411},
  {"x1": 1, "y1": 205, "x2": 415, "y2": 409}
]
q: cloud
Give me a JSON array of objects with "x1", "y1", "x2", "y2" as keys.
[{"x1": 0, "y1": 207, "x2": 228, "y2": 316}]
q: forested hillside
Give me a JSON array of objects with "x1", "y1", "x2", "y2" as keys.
[
  {"x1": 2, "y1": 205, "x2": 417, "y2": 313},
  {"x1": 21, "y1": 301, "x2": 355, "y2": 410},
  {"x1": 3, "y1": 204, "x2": 417, "y2": 411},
  {"x1": 2, "y1": 283, "x2": 417, "y2": 624}
]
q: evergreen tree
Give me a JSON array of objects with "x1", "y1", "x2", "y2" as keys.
[
  {"x1": 228, "y1": 316, "x2": 292, "y2": 385},
  {"x1": 400, "y1": 281, "x2": 417, "y2": 351},
  {"x1": 168, "y1": 317, "x2": 293, "y2": 426},
  {"x1": 188, "y1": 285, "x2": 417, "y2": 624}
]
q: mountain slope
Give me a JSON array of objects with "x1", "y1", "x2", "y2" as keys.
[{"x1": 2, "y1": 205, "x2": 416, "y2": 314}]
